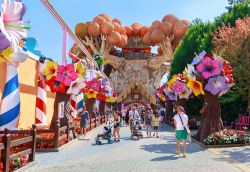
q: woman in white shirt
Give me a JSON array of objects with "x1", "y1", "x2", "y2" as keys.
[{"x1": 173, "y1": 106, "x2": 190, "y2": 158}]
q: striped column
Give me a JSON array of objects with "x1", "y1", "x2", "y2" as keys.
[
  {"x1": 0, "y1": 64, "x2": 20, "y2": 130},
  {"x1": 76, "y1": 93, "x2": 84, "y2": 113},
  {"x1": 35, "y1": 62, "x2": 47, "y2": 125},
  {"x1": 70, "y1": 93, "x2": 84, "y2": 119},
  {"x1": 70, "y1": 95, "x2": 77, "y2": 119}
]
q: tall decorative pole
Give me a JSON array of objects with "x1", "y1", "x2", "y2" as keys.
[
  {"x1": 0, "y1": 63, "x2": 21, "y2": 129},
  {"x1": 62, "y1": 27, "x2": 68, "y2": 65},
  {"x1": 35, "y1": 60, "x2": 47, "y2": 125},
  {"x1": 76, "y1": 93, "x2": 84, "y2": 113}
]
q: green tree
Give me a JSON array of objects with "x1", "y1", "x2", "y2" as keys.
[
  {"x1": 169, "y1": 20, "x2": 215, "y2": 78},
  {"x1": 167, "y1": 1, "x2": 250, "y2": 142}
]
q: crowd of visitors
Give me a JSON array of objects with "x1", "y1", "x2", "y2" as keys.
[{"x1": 76, "y1": 104, "x2": 190, "y2": 158}]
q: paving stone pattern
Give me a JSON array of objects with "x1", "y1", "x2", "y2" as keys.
[{"x1": 25, "y1": 125, "x2": 246, "y2": 172}]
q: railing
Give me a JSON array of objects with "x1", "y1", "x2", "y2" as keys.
[
  {"x1": 36, "y1": 115, "x2": 106, "y2": 151},
  {"x1": 0, "y1": 125, "x2": 37, "y2": 172},
  {"x1": 36, "y1": 120, "x2": 73, "y2": 151}
]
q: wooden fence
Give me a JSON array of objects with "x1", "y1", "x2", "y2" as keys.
[
  {"x1": 0, "y1": 125, "x2": 37, "y2": 172},
  {"x1": 0, "y1": 115, "x2": 107, "y2": 171},
  {"x1": 36, "y1": 115, "x2": 106, "y2": 151},
  {"x1": 36, "y1": 120, "x2": 73, "y2": 151}
]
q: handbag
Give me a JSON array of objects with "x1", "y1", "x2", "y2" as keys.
[{"x1": 178, "y1": 114, "x2": 191, "y2": 141}]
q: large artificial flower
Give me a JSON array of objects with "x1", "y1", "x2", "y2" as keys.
[
  {"x1": 205, "y1": 76, "x2": 228, "y2": 95},
  {"x1": 0, "y1": 32, "x2": 10, "y2": 51},
  {"x1": 56, "y1": 64, "x2": 78, "y2": 86},
  {"x1": 81, "y1": 81, "x2": 91, "y2": 93},
  {"x1": 184, "y1": 64, "x2": 196, "y2": 80},
  {"x1": 46, "y1": 76, "x2": 66, "y2": 93},
  {"x1": 179, "y1": 87, "x2": 191, "y2": 99},
  {"x1": 171, "y1": 80, "x2": 186, "y2": 95},
  {"x1": 0, "y1": 0, "x2": 27, "y2": 51},
  {"x1": 106, "y1": 96, "x2": 114, "y2": 103},
  {"x1": 112, "y1": 92, "x2": 117, "y2": 98},
  {"x1": 196, "y1": 57, "x2": 221, "y2": 79},
  {"x1": 167, "y1": 75, "x2": 178, "y2": 91},
  {"x1": 166, "y1": 91, "x2": 177, "y2": 101},
  {"x1": 9, "y1": 47, "x2": 28, "y2": 65},
  {"x1": 89, "y1": 78, "x2": 101, "y2": 91},
  {"x1": 97, "y1": 93, "x2": 106, "y2": 102},
  {"x1": 187, "y1": 78, "x2": 204, "y2": 96},
  {"x1": 43, "y1": 61, "x2": 58, "y2": 81},
  {"x1": 158, "y1": 94, "x2": 166, "y2": 101},
  {"x1": 191, "y1": 50, "x2": 206, "y2": 65},
  {"x1": 95, "y1": 71, "x2": 103, "y2": 80},
  {"x1": 104, "y1": 86, "x2": 113, "y2": 97},
  {"x1": 157, "y1": 86, "x2": 164, "y2": 94},
  {"x1": 75, "y1": 62, "x2": 85, "y2": 79},
  {"x1": 67, "y1": 79, "x2": 86, "y2": 95},
  {"x1": 85, "y1": 89, "x2": 98, "y2": 99},
  {"x1": 222, "y1": 61, "x2": 234, "y2": 83},
  {"x1": 0, "y1": 46, "x2": 13, "y2": 63},
  {"x1": 101, "y1": 78, "x2": 108, "y2": 87}
]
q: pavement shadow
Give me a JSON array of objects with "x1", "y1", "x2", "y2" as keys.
[
  {"x1": 219, "y1": 147, "x2": 250, "y2": 163},
  {"x1": 140, "y1": 142, "x2": 206, "y2": 155},
  {"x1": 151, "y1": 155, "x2": 179, "y2": 161},
  {"x1": 140, "y1": 143, "x2": 176, "y2": 154}
]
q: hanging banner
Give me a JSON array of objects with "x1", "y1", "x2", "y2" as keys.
[{"x1": 58, "y1": 101, "x2": 65, "y2": 119}]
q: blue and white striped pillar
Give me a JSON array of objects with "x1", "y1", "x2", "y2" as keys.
[{"x1": 0, "y1": 64, "x2": 20, "y2": 130}]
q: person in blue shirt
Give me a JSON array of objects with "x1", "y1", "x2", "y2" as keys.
[{"x1": 79, "y1": 106, "x2": 90, "y2": 140}]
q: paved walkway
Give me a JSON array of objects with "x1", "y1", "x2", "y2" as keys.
[{"x1": 25, "y1": 125, "x2": 250, "y2": 172}]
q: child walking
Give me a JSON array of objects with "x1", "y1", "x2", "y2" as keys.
[{"x1": 152, "y1": 113, "x2": 160, "y2": 138}]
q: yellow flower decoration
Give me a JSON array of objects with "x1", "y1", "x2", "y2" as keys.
[
  {"x1": 75, "y1": 62, "x2": 86, "y2": 79},
  {"x1": 85, "y1": 89, "x2": 98, "y2": 99},
  {"x1": 95, "y1": 71, "x2": 102, "y2": 80},
  {"x1": 0, "y1": 47, "x2": 14, "y2": 63},
  {"x1": 187, "y1": 78, "x2": 205, "y2": 96},
  {"x1": 43, "y1": 61, "x2": 58, "y2": 81},
  {"x1": 158, "y1": 94, "x2": 166, "y2": 101},
  {"x1": 106, "y1": 96, "x2": 114, "y2": 103},
  {"x1": 167, "y1": 74, "x2": 178, "y2": 91}
]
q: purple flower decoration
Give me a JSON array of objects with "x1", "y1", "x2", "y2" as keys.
[
  {"x1": 166, "y1": 91, "x2": 177, "y2": 101},
  {"x1": 191, "y1": 50, "x2": 206, "y2": 65},
  {"x1": 205, "y1": 76, "x2": 228, "y2": 95},
  {"x1": 101, "y1": 78, "x2": 107, "y2": 87},
  {"x1": 0, "y1": 33, "x2": 10, "y2": 51},
  {"x1": 171, "y1": 81, "x2": 186, "y2": 95},
  {"x1": 197, "y1": 57, "x2": 221, "y2": 79}
]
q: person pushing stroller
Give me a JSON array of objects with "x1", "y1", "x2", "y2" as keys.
[
  {"x1": 95, "y1": 120, "x2": 113, "y2": 144},
  {"x1": 129, "y1": 107, "x2": 140, "y2": 137}
]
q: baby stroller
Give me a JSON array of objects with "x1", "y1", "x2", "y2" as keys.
[
  {"x1": 132, "y1": 120, "x2": 143, "y2": 140},
  {"x1": 95, "y1": 121, "x2": 113, "y2": 145}
]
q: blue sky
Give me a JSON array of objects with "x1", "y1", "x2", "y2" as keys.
[{"x1": 19, "y1": 0, "x2": 229, "y2": 64}]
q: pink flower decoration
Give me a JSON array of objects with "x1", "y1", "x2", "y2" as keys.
[
  {"x1": 90, "y1": 78, "x2": 101, "y2": 91},
  {"x1": 55, "y1": 64, "x2": 78, "y2": 86},
  {"x1": 196, "y1": 57, "x2": 221, "y2": 79},
  {"x1": 171, "y1": 81, "x2": 186, "y2": 95}
]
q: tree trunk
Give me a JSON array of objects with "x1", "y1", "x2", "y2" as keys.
[
  {"x1": 248, "y1": 86, "x2": 250, "y2": 116},
  {"x1": 165, "y1": 100, "x2": 174, "y2": 124},
  {"x1": 196, "y1": 91, "x2": 223, "y2": 143},
  {"x1": 50, "y1": 92, "x2": 71, "y2": 129},
  {"x1": 177, "y1": 98, "x2": 187, "y2": 110},
  {"x1": 99, "y1": 101, "x2": 106, "y2": 116},
  {"x1": 85, "y1": 98, "x2": 96, "y2": 117}
]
